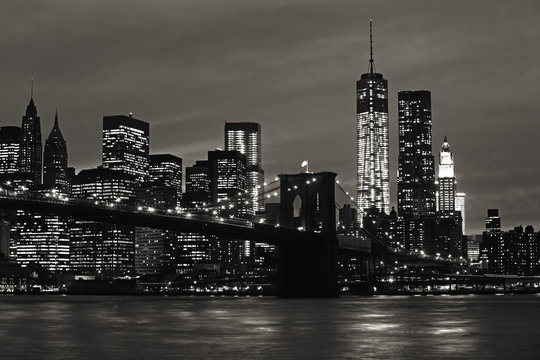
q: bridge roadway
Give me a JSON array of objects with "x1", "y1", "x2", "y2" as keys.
[
  {"x1": 0, "y1": 193, "x2": 331, "y2": 248},
  {"x1": 0, "y1": 192, "x2": 458, "y2": 267}
]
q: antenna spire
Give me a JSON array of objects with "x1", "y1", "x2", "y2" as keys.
[
  {"x1": 30, "y1": 77, "x2": 34, "y2": 98},
  {"x1": 369, "y1": 20, "x2": 375, "y2": 74}
]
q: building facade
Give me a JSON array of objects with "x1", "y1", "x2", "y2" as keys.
[
  {"x1": 356, "y1": 21, "x2": 389, "y2": 218},
  {"x1": 437, "y1": 136, "x2": 456, "y2": 212},
  {"x1": 70, "y1": 168, "x2": 136, "y2": 275},
  {"x1": 224, "y1": 122, "x2": 264, "y2": 215},
  {"x1": 0, "y1": 126, "x2": 21, "y2": 175},
  {"x1": 43, "y1": 111, "x2": 69, "y2": 193},
  {"x1": 18, "y1": 97, "x2": 42, "y2": 185},
  {"x1": 102, "y1": 114, "x2": 149, "y2": 183}
]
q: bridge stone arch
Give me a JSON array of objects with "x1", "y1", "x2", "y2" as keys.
[{"x1": 277, "y1": 172, "x2": 338, "y2": 297}]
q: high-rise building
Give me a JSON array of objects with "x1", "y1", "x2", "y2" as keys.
[
  {"x1": 184, "y1": 160, "x2": 211, "y2": 208},
  {"x1": 18, "y1": 95, "x2": 42, "y2": 185},
  {"x1": 437, "y1": 136, "x2": 456, "y2": 212},
  {"x1": 149, "y1": 154, "x2": 183, "y2": 206},
  {"x1": 14, "y1": 201, "x2": 70, "y2": 272},
  {"x1": 70, "y1": 168, "x2": 135, "y2": 275},
  {"x1": 397, "y1": 90, "x2": 436, "y2": 254},
  {"x1": 102, "y1": 114, "x2": 149, "y2": 183},
  {"x1": 357, "y1": 21, "x2": 389, "y2": 219},
  {"x1": 485, "y1": 209, "x2": 501, "y2": 232},
  {"x1": 0, "y1": 126, "x2": 21, "y2": 175},
  {"x1": 397, "y1": 90, "x2": 436, "y2": 217},
  {"x1": 225, "y1": 122, "x2": 264, "y2": 214},
  {"x1": 135, "y1": 154, "x2": 183, "y2": 275},
  {"x1": 207, "y1": 150, "x2": 247, "y2": 207},
  {"x1": 43, "y1": 111, "x2": 69, "y2": 193},
  {"x1": 455, "y1": 193, "x2": 466, "y2": 235}
]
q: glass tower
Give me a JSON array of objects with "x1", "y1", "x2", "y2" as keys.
[
  {"x1": 397, "y1": 90, "x2": 436, "y2": 217},
  {"x1": 357, "y1": 21, "x2": 389, "y2": 219},
  {"x1": 0, "y1": 126, "x2": 21, "y2": 175},
  {"x1": 102, "y1": 114, "x2": 149, "y2": 183},
  {"x1": 225, "y1": 122, "x2": 264, "y2": 215}
]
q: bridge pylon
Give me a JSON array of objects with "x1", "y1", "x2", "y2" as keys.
[{"x1": 277, "y1": 172, "x2": 339, "y2": 297}]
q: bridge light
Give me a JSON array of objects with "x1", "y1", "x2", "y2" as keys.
[
  {"x1": 274, "y1": 177, "x2": 279, "y2": 181},
  {"x1": 273, "y1": 192, "x2": 278, "y2": 196},
  {"x1": 167, "y1": 209, "x2": 172, "y2": 213},
  {"x1": 306, "y1": 180, "x2": 310, "y2": 184},
  {"x1": 186, "y1": 213, "x2": 192, "y2": 218},
  {"x1": 259, "y1": 219, "x2": 265, "y2": 223},
  {"x1": 297, "y1": 226, "x2": 304, "y2": 231},
  {"x1": 312, "y1": 178, "x2": 316, "y2": 182},
  {"x1": 147, "y1": 207, "x2": 155, "y2": 212},
  {"x1": 350, "y1": 197, "x2": 354, "y2": 201},
  {"x1": 336, "y1": 180, "x2": 340, "y2": 184},
  {"x1": 263, "y1": 182, "x2": 267, "y2": 186},
  {"x1": 275, "y1": 224, "x2": 280, "y2": 227},
  {"x1": 137, "y1": 206, "x2": 143, "y2": 211},
  {"x1": 293, "y1": 185, "x2": 298, "y2": 189}
]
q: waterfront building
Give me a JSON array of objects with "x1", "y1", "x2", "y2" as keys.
[
  {"x1": 356, "y1": 20, "x2": 389, "y2": 219},
  {"x1": 102, "y1": 114, "x2": 149, "y2": 183},
  {"x1": 225, "y1": 122, "x2": 264, "y2": 215},
  {"x1": 135, "y1": 154, "x2": 183, "y2": 275},
  {"x1": 43, "y1": 111, "x2": 69, "y2": 193},
  {"x1": 70, "y1": 167, "x2": 135, "y2": 275}
]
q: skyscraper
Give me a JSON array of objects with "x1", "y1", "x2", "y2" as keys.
[
  {"x1": 437, "y1": 136, "x2": 456, "y2": 212},
  {"x1": 397, "y1": 90, "x2": 436, "y2": 253},
  {"x1": 0, "y1": 126, "x2": 21, "y2": 175},
  {"x1": 43, "y1": 111, "x2": 69, "y2": 193},
  {"x1": 397, "y1": 90, "x2": 436, "y2": 217},
  {"x1": 135, "y1": 154, "x2": 183, "y2": 275},
  {"x1": 455, "y1": 192, "x2": 466, "y2": 235},
  {"x1": 357, "y1": 21, "x2": 389, "y2": 219},
  {"x1": 18, "y1": 94, "x2": 42, "y2": 185},
  {"x1": 102, "y1": 114, "x2": 149, "y2": 183},
  {"x1": 225, "y1": 122, "x2": 264, "y2": 214},
  {"x1": 70, "y1": 168, "x2": 136, "y2": 275},
  {"x1": 184, "y1": 160, "x2": 211, "y2": 208},
  {"x1": 149, "y1": 154, "x2": 183, "y2": 206}
]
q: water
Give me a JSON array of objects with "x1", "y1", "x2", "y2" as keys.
[{"x1": 1, "y1": 294, "x2": 539, "y2": 359}]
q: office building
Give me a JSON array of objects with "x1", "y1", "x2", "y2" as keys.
[
  {"x1": 225, "y1": 122, "x2": 264, "y2": 214},
  {"x1": 102, "y1": 114, "x2": 149, "y2": 183},
  {"x1": 357, "y1": 20, "x2": 389, "y2": 218},
  {"x1": 437, "y1": 136, "x2": 456, "y2": 212},
  {"x1": 43, "y1": 111, "x2": 69, "y2": 192},
  {"x1": 70, "y1": 168, "x2": 135, "y2": 275},
  {"x1": 184, "y1": 161, "x2": 211, "y2": 208},
  {"x1": 0, "y1": 126, "x2": 21, "y2": 175},
  {"x1": 456, "y1": 193, "x2": 466, "y2": 235},
  {"x1": 18, "y1": 95, "x2": 42, "y2": 185},
  {"x1": 135, "y1": 154, "x2": 182, "y2": 275}
]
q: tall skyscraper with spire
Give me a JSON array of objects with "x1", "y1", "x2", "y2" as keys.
[
  {"x1": 357, "y1": 20, "x2": 389, "y2": 220},
  {"x1": 43, "y1": 110, "x2": 69, "y2": 192},
  {"x1": 437, "y1": 136, "x2": 456, "y2": 212},
  {"x1": 18, "y1": 81, "x2": 42, "y2": 185}
]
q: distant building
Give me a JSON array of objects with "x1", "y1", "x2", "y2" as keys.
[
  {"x1": 184, "y1": 160, "x2": 211, "y2": 208},
  {"x1": 149, "y1": 154, "x2": 183, "y2": 206},
  {"x1": 207, "y1": 149, "x2": 247, "y2": 212},
  {"x1": 357, "y1": 21, "x2": 389, "y2": 219},
  {"x1": 70, "y1": 167, "x2": 136, "y2": 275},
  {"x1": 43, "y1": 111, "x2": 69, "y2": 193},
  {"x1": 455, "y1": 193, "x2": 466, "y2": 235},
  {"x1": 135, "y1": 154, "x2": 183, "y2": 275},
  {"x1": 437, "y1": 136, "x2": 456, "y2": 212},
  {"x1": 397, "y1": 90, "x2": 436, "y2": 253},
  {"x1": 0, "y1": 126, "x2": 21, "y2": 175},
  {"x1": 18, "y1": 96, "x2": 42, "y2": 185},
  {"x1": 225, "y1": 122, "x2": 264, "y2": 214},
  {"x1": 102, "y1": 114, "x2": 149, "y2": 183}
]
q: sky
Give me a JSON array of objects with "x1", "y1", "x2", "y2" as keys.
[{"x1": 1, "y1": 0, "x2": 540, "y2": 234}]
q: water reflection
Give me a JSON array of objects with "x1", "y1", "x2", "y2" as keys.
[{"x1": 0, "y1": 295, "x2": 539, "y2": 359}]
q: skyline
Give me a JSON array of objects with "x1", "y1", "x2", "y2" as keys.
[{"x1": 2, "y1": 1, "x2": 540, "y2": 234}]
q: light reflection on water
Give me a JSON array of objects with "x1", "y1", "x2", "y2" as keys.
[{"x1": 0, "y1": 295, "x2": 539, "y2": 359}]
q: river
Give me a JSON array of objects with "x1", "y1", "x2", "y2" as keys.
[{"x1": 0, "y1": 294, "x2": 539, "y2": 359}]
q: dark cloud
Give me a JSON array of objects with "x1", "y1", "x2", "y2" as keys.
[{"x1": 1, "y1": 0, "x2": 540, "y2": 234}]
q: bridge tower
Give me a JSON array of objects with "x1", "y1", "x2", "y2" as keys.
[{"x1": 278, "y1": 172, "x2": 339, "y2": 297}]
